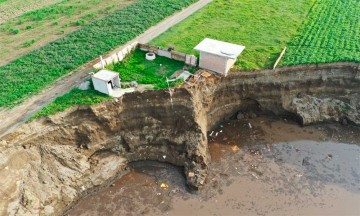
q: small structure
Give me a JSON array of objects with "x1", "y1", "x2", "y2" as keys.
[
  {"x1": 92, "y1": 69, "x2": 122, "y2": 97},
  {"x1": 194, "y1": 38, "x2": 245, "y2": 76}
]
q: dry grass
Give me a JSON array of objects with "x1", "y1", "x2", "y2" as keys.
[{"x1": 0, "y1": 0, "x2": 135, "y2": 66}]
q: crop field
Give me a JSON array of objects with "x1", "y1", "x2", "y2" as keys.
[
  {"x1": 0, "y1": 0, "x2": 136, "y2": 65},
  {"x1": 283, "y1": 0, "x2": 360, "y2": 65},
  {"x1": 107, "y1": 49, "x2": 186, "y2": 89},
  {"x1": 151, "y1": 0, "x2": 315, "y2": 70},
  {"x1": 0, "y1": 0, "x2": 62, "y2": 22},
  {"x1": 0, "y1": 0, "x2": 198, "y2": 108}
]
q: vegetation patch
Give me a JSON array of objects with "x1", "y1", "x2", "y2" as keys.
[
  {"x1": 151, "y1": 0, "x2": 315, "y2": 70},
  {"x1": 0, "y1": 0, "x2": 136, "y2": 65},
  {"x1": 107, "y1": 49, "x2": 186, "y2": 89},
  {"x1": 0, "y1": 0, "x2": 198, "y2": 108},
  {"x1": 28, "y1": 87, "x2": 109, "y2": 121},
  {"x1": 283, "y1": 0, "x2": 360, "y2": 65}
]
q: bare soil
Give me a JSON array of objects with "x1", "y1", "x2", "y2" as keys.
[{"x1": 67, "y1": 117, "x2": 360, "y2": 215}]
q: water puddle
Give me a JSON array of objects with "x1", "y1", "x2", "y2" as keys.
[{"x1": 67, "y1": 117, "x2": 360, "y2": 215}]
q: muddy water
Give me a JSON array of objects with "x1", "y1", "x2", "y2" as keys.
[{"x1": 67, "y1": 117, "x2": 360, "y2": 216}]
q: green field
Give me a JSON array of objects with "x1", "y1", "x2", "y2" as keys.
[
  {"x1": 0, "y1": 0, "x2": 198, "y2": 108},
  {"x1": 0, "y1": 0, "x2": 135, "y2": 66},
  {"x1": 28, "y1": 87, "x2": 109, "y2": 121},
  {"x1": 283, "y1": 0, "x2": 360, "y2": 65},
  {"x1": 151, "y1": 0, "x2": 316, "y2": 70},
  {"x1": 107, "y1": 49, "x2": 185, "y2": 89}
]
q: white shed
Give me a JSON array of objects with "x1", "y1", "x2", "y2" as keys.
[
  {"x1": 194, "y1": 38, "x2": 245, "y2": 76},
  {"x1": 92, "y1": 69, "x2": 121, "y2": 97}
]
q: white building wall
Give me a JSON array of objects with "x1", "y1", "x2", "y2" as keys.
[
  {"x1": 225, "y1": 58, "x2": 237, "y2": 76},
  {"x1": 199, "y1": 51, "x2": 227, "y2": 75},
  {"x1": 92, "y1": 78, "x2": 109, "y2": 95}
]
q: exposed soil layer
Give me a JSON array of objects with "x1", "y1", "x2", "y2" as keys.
[
  {"x1": 0, "y1": 62, "x2": 359, "y2": 215},
  {"x1": 68, "y1": 117, "x2": 360, "y2": 215}
]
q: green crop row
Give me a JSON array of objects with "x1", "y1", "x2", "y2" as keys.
[
  {"x1": 283, "y1": 0, "x2": 360, "y2": 65},
  {"x1": 0, "y1": 0, "x2": 198, "y2": 108}
]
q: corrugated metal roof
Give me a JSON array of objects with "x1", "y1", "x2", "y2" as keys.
[
  {"x1": 194, "y1": 38, "x2": 245, "y2": 59},
  {"x1": 92, "y1": 69, "x2": 119, "y2": 81}
]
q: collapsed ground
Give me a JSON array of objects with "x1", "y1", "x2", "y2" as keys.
[{"x1": 0, "y1": 63, "x2": 359, "y2": 215}]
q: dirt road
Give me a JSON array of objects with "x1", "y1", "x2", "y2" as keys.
[{"x1": 0, "y1": 0, "x2": 213, "y2": 137}]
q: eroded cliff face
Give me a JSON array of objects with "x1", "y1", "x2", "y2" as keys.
[{"x1": 0, "y1": 63, "x2": 359, "y2": 215}]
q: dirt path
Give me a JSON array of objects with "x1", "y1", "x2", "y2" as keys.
[{"x1": 0, "y1": 0, "x2": 213, "y2": 137}]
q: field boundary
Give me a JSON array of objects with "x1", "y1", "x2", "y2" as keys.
[{"x1": 0, "y1": 0, "x2": 213, "y2": 137}]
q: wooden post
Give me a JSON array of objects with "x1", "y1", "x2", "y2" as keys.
[{"x1": 273, "y1": 47, "x2": 287, "y2": 70}]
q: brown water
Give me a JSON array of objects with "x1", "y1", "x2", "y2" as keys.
[{"x1": 67, "y1": 117, "x2": 360, "y2": 216}]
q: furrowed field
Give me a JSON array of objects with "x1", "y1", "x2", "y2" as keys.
[
  {"x1": 151, "y1": 0, "x2": 315, "y2": 70},
  {"x1": 151, "y1": 0, "x2": 359, "y2": 69},
  {"x1": 283, "y1": 0, "x2": 360, "y2": 65},
  {"x1": 0, "y1": 0, "x2": 136, "y2": 65},
  {"x1": 0, "y1": 0, "x2": 198, "y2": 108}
]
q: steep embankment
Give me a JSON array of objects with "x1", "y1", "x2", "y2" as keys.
[{"x1": 0, "y1": 62, "x2": 359, "y2": 215}]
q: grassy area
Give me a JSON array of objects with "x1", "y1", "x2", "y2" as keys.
[
  {"x1": 283, "y1": 0, "x2": 360, "y2": 65},
  {"x1": 27, "y1": 87, "x2": 109, "y2": 121},
  {"x1": 0, "y1": 0, "x2": 198, "y2": 108},
  {"x1": 107, "y1": 49, "x2": 186, "y2": 89},
  {"x1": 0, "y1": 0, "x2": 135, "y2": 65},
  {"x1": 151, "y1": 0, "x2": 315, "y2": 70},
  {"x1": 0, "y1": 0, "x2": 8, "y2": 4}
]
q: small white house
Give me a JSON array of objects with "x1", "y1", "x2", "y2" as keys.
[
  {"x1": 92, "y1": 69, "x2": 121, "y2": 97},
  {"x1": 194, "y1": 38, "x2": 245, "y2": 76}
]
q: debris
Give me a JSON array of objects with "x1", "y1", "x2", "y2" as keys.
[
  {"x1": 231, "y1": 145, "x2": 240, "y2": 151},
  {"x1": 160, "y1": 183, "x2": 169, "y2": 190},
  {"x1": 156, "y1": 193, "x2": 161, "y2": 196},
  {"x1": 210, "y1": 131, "x2": 214, "y2": 136},
  {"x1": 130, "y1": 81, "x2": 138, "y2": 88},
  {"x1": 237, "y1": 112, "x2": 244, "y2": 120},
  {"x1": 248, "y1": 123, "x2": 252, "y2": 129},
  {"x1": 111, "y1": 183, "x2": 115, "y2": 187},
  {"x1": 200, "y1": 71, "x2": 212, "y2": 78},
  {"x1": 188, "y1": 172, "x2": 195, "y2": 177},
  {"x1": 215, "y1": 132, "x2": 219, "y2": 137},
  {"x1": 327, "y1": 154, "x2": 333, "y2": 159},
  {"x1": 266, "y1": 144, "x2": 271, "y2": 152},
  {"x1": 220, "y1": 125, "x2": 224, "y2": 128},
  {"x1": 251, "y1": 173, "x2": 259, "y2": 179},
  {"x1": 163, "y1": 155, "x2": 166, "y2": 159},
  {"x1": 219, "y1": 130, "x2": 223, "y2": 133},
  {"x1": 302, "y1": 157, "x2": 311, "y2": 166},
  {"x1": 296, "y1": 174, "x2": 303, "y2": 177}
]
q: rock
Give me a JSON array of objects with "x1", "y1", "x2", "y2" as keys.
[
  {"x1": 302, "y1": 157, "x2": 311, "y2": 166},
  {"x1": 287, "y1": 95, "x2": 360, "y2": 126},
  {"x1": 237, "y1": 112, "x2": 244, "y2": 120},
  {"x1": 78, "y1": 81, "x2": 90, "y2": 90},
  {"x1": 341, "y1": 118, "x2": 348, "y2": 125},
  {"x1": 44, "y1": 205, "x2": 54, "y2": 215}
]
